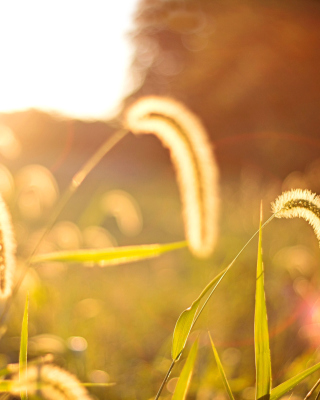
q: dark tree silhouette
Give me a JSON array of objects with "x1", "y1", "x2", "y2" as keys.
[{"x1": 126, "y1": 0, "x2": 320, "y2": 178}]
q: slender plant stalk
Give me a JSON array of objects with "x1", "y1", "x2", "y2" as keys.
[
  {"x1": 154, "y1": 360, "x2": 176, "y2": 400},
  {"x1": 192, "y1": 213, "x2": 275, "y2": 327},
  {"x1": 304, "y1": 378, "x2": 320, "y2": 400},
  {"x1": 0, "y1": 128, "x2": 129, "y2": 326}
]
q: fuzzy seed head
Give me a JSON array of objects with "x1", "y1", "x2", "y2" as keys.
[
  {"x1": 125, "y1": 96, "x2": 219, "y2": 258},
  {"x1": 0, "y1": 194, "x2": 16, "y2": 298},
  {"x1": 272, "y1": 189, "x2": 320, "y2": 244},
  {"x1": 13, "y1": 364, "x2": 92, "y2": 400}
]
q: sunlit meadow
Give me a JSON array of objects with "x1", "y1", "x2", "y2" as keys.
[
  {"x1": 0, "y1": 1, "x2": 320, "y2": 397},
  {"x1": 0, "y1": 93, "x2": 319, "y2": 400}
]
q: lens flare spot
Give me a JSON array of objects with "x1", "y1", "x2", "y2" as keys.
[
  {"x1": 50, "y1": 221, "x2": 82, "y2": 250},
  {"x1": 221, "y1": 347, "x2": 242, "y2": 367},
  {"x1": 15, "y1": 165, "x2": 59, "y2": 220},
  {"x1": 166, "y1": 377, "x2": 178, "y2": 394},
  {"x1": 89, "y1": 370, "x2": 110, "y2": 384},
  {"x1": 67, "y1": 336, "x2": 87, "y2": 352},
  {"x1": 0, "y1": 124, "x2": 21, "y2": 160},
  {"x1": 74, "y1": 298, "x2": 102, "y2": 319},
  {"x1": 273, "y1": 245, "x2": 317, "y2": 277},
  {"x1": 101, "y1": 190, "x2": 143, "y2": 237},
  {"x1": 82, "y1": 226, "x2": 116, "y2": 249},
  {"x1": 29, "y1": 334, "x2": 66, "y2": 355},
  {"x1": 0, "y1": 164, "x2": 14, "y2": 201}
]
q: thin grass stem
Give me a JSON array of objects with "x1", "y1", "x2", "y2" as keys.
[
  {"x1": 0, "y1": 128, "x2": 129, "y2": 326},
  {"x1": 304, "y1": 378, "x2": 320, "y2": 400},
  {"x1": 154, "y1": 359, "x2": 176, "y2": 400},
  {"x1": 155, "y1": 212, "x2": 276, "y2": 400},
  {"x1": 192, "y1": 213, "x2": 275, "y2": 327}
]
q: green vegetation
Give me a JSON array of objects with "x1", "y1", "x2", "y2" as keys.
[{"x1": 0, "y1": 97, "x2": 320, "y2": 399}]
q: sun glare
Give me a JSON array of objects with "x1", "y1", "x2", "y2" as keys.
[{"x1": 0, "y1": 0, "x2": 138, "y2": 120}]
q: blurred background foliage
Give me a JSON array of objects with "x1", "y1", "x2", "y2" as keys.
[{"x1": 1, "y1": 0, "x2": 320, "y2": 399}]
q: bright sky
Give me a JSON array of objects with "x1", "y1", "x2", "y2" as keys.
[{"x1": 0, "y1": 0, "x2": 139, "y2": 120}]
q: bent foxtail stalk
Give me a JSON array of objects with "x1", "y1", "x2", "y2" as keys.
[
  {"x1": 13, "y1": 364, "x2": 92, "y2": 400},
  {"x1": 125, "y1": 96, "x2": 219, "y2": 258},
  {"x1": 272, "y1": 189, "x2": 320, "y2": 244},
  {"x1": 0, "y1": 195, "x2": 15, "y2": 298}
]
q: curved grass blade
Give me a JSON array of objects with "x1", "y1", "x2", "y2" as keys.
[
  {"x1": 209, "y1": 332, "x2": 235, "y2": 400},
  {"x1": 0, "y1": 129, "x2": 129, "y2": 327},
  {"x1": 171, "y1": 266, "x2": 228, "y2": 361},
  {"x1": 255, "y1": 206, "x2": 272, "y2": 400},
  {"x1": 154, "y1": 213, "x2": 276, "y2": 400},
  {"x1": 30, "y1": 241, "x2": 187, "y2": 266},
  {"x1": 19, "y1": 295, "x2": 28, "y2": 400},
  {"x1": 270, "y1": 362, "x2": 320, "y2": 400},
  {"x1": 172, "y1": 339, "x2": 199, "y2": 400},
  {"x1": 171, "y1": 214, "x2": 277, "y2": 362}
]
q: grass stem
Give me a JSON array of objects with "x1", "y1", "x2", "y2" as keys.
[
  {"x1": 154, "y1": 360, "x2": 176, "y2": 400},
  {"x1": 192, "y1": 213, "x2": 275, "y2": 327},
  {"x1": 0, "y1": 128, "x2": 129, "y2": 326},
  {"x1": 156, "y1": 212, "x2": 276, "y2": 400},
  {"x1": 304, "y1": 378, "x2": 320, "y2": 400}
]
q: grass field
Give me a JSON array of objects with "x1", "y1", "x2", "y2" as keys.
[{"x1": 1, "y1": 101, "x2": 320, "y2": 399}]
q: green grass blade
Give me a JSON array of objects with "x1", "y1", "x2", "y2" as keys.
[
  {"x1": 270, "y1": 362, "x2": 320, "y2": 400},
  {"x1": 0, "y1": 130, "x2": 129, "y2": 329},
  {"x1": 255, "y1": 209, "x2": 272, "y2": 400},
  {"x1": 209, "y1": 332, "x2": 235, "y2": 400},
  {"x1": 171, "y1": 304, "x2": 200, "y2": 361},
  {"x1": 171, "y1": 267, "x2": 228, "y2": 361},
  {"x1": 172, "y1": 339, "x2": 199, "y2": 400},
  {"x1": 154, "y1": 215, "x2": 277, "y2": 400},
  {"x1": 171, "y1": 213, "x2": 278, "y2": 362},
  {"x1": 19, "y1": 295, "x2": 29, "y2": 400},
  {"x1": 30, "y1": 241, "x2": 187, "y2": 266}
]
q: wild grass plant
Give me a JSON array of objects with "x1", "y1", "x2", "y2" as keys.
[{"x1": 0, "y1": 97, "x2": 319, "y2": 399}]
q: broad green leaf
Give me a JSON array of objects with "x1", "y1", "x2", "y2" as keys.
[
  {"x1": 19, "y1": 295, "x2": 29, "y2": 400},
  {"x1": 270, "y1": 361, "x2": 320, "y2": 400},
  {"x1": 255, "y1": 211, "x2": 272, "y2": 400},
  {"x1": 171, "y1": 267, "x2": 228, "y2": 361},
  {"x1": 31, "y1": 241, "x2": 187, "y2": 266},
  {"x1": 172, "y1": 339, "x2": 199, "y2": 400},
  {"x1": 209, "y1": 332, "x2": 235, "y2": 400}
]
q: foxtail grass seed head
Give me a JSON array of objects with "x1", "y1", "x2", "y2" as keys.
[
  {"x1": 13, "y1": 364, "x2": 92, "y2": 400},
  {"x1": 272, "y1": 189, "x2": 320, "y2": 244},
  {"x1": 125, "y1": 96, "x2": 219, "y2": 257},
  {"x1": 0, "y1": 194, "x2": 16, "y2": 298}
]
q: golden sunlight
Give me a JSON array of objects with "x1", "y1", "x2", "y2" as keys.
[{"x1": 0, "y1": 0, "x2": 138, "y2": 119}]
